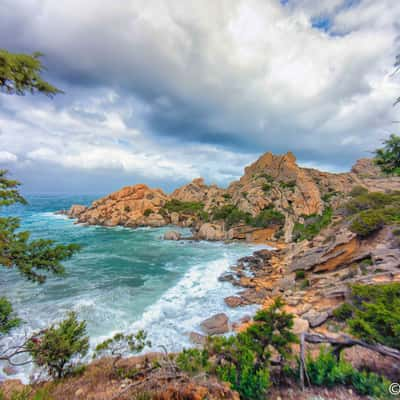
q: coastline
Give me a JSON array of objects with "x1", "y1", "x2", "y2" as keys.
[{"x1": 1, "y1": 209, "x2": 273, "y2": 383}]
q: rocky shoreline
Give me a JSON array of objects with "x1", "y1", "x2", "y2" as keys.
[{"x1": 56, "y1": 151, "x2": 400, "y2": 348}]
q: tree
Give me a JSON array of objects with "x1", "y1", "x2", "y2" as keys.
[
  {"x1": 27, "y1": 312, "x2": 89, "y2": 379},
  {"x1": 94, "y1": 330, "x2": 150, "y2": 375},
  {"x1": 373, "y1": 134, "x2": 400, "y2": 176},
  {"x1": 0, "y1": 50, "x2": 77, "y2": 338},
  {"x1": 201, "y1": 298, "x2": 297, "y2": 400},
  {"x1": 0, "y1": 49, "x2": 62, "y2": 96}
]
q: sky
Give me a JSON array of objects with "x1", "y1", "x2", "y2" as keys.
[{"x1": 1, "y1": 0, "x2": 400, "y2": 195}]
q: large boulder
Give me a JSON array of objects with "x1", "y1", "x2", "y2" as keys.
[
  {"x1": 189, "y1": 332, "x2": 207, "y2": 345},
  {"x1": 302, "y1": 309, "x2": 329, "y2": 328},
  {"x1": 197, "y1": 223, "x2": 225, "y2": 241},
  {"x1": 163, "y1": 230, "x2": 182, "y2": 241},
  {"x1": 200, "y1": 313, "x2": 229, "y2": 335}
]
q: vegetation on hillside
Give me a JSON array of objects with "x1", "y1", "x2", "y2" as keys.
[
  {"x1": 212, "y1": 204, "x2": 285, "y2": 230},
  {"x1": 160, "y1": 199, "x2": 208, "y2": 220},
  {"x1": 333, "y1": 283, "x2": 400, "y2": 350},
  {"x1": 343, "y1": 190, "x2": 400, "y2": 237},
  {"x1": 305, "y1": 349, "x2": 391, "y2": 399},
  {"x1": 292, "y1": 207, "x2": 333, "y2": 242},
  {"x1": 177, "y1": 298, "x2": 297, "y2": 400}
]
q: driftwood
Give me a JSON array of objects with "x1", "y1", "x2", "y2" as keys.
[{"x1": 299, "y1": 332, "x2": 400, "y2": 390}]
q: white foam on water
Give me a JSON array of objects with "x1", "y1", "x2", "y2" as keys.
[{"x1": 127, "y1": 250, "x2": 260, "y2": 352}]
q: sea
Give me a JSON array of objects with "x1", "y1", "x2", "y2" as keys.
[{"x1": 0, "y1": 195, "x2": 265, "y2": 381}]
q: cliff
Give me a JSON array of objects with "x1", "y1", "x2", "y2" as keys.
[{"x1": 65, "y1": 151, "x2": 400, "y2": 242}]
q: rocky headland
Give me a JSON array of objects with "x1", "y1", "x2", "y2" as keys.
[{"x1": 63, "y1": 151, "x2": 400, "y2": 243}]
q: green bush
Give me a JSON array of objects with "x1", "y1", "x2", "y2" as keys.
[
  {"x1": 292, "y1": 207, "x2": 332, "y2": 242},
  {"x1": 344, "y1": 192, "x2": 400, "y2": 216},
  {"x1": 349, "y1": 209, "x2": 386, "y2": 237},
  {"x1": 212, "y1": 205, "x2": 252, "y2": 228},
  {"x1": 176, "y1": 348, "x2": 209, "y2": 374},
  {"x1": 332, "y1": 303, "x2": 354, "y2": 321},
  {"x1": 347, "y1": 283, "x2": 400, "y2": 349},
  {"x1": 306, "y1": 348, "x2": 391, "y2": 398},
  {"x1": 343, "y1": 190, "x2": 400, "y2": 237},
  {"x1": 177, "y1": 299, "x2": 297, "y2": 400},
  {"x1": 250, "y1": 207, "x2": 285, "y2": 228},
  {"x1": 143, "y1": 208, "x2": 153, "y2": 217},
  {"x1": 279, "y1": 180, "x2": 296, "y2": 191},
  {"x1": 295, "y1": 270, "x2": 305, "y2": 280},
  {"x1": 262, "y1": 183, "x2": 272, "y2": 193},
  {"x1": 162, "y1": 199, "x2": 204, "y2": 215},
  {"x1": 27, "y1": 312, "x2": 89, "y2": 379},
  {"x1": 349, "y1": 186, "x2": 369, "y2": 198},
  {"x1": 300, "y1": 279, "x2": 310, "y2": 289}
]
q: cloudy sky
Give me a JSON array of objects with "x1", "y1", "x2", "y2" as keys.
[{"x1": 1, "y1": 0, "x2": 400, "y2": 194}]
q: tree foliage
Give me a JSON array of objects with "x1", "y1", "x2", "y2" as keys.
[
  {"x1": 177, "y1": 298, "x2": 297, "y2": 400},
  {"x1": 94, "y1": 330, "x2": 150, "y2": 374},
  {"x1": 306, "y1": 348, "x2": 391, "y2": 399},
  {"x1": 0, "y1": 297, "x2": 21, "y2": 334},
  {"x1": 343, "y1": 190, "x2": 400, "y2": 237},
  {"x1": 0, "y1": 49, "x2": 61, "y2": 96},
  {"x1": 27, "y1": 312, "x2": 89, "y2": 379},
  {"x1": 0, "y1": 170, "x2": 80, "y2": 285},
  {"x1": 346, "y1": 283, "x2": 400, "y2": 349},
  {"x1": 374, "y1": 134, "x2": 400, "y2": 176}
]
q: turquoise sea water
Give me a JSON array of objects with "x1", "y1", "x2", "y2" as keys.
[{"x1": 1, "y1": 195, "x2": 264, "y2": 381}]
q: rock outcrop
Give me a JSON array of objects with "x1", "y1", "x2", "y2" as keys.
[
  {"x1": 200, "y1": 313, "x2": 230, "y2": 335},
  {"x1": 163, "y1": 231, "x2": 181, "y2": 240},
  {"x1": 69, "y1": 184, "x2": 169, "y2": 228},
  {"x1": 63, "y1": 151, "x2": 400, "y2": 243}
]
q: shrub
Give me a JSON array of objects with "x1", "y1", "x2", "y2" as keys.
[
  {"x1": 306, "y1": 348, "x2": 391, "y2": 398},
  {"x1": 176, "y1": 348, "x2": 209, "y2": 374},
  {"x1": 344, "y1": 192, "x2": 399, "y2": 216},
  {"x1": 177, "y1": 299, "x2": 297, "y2": 400},
  {"x1": 300, "y1": 279, "x2": 310, "y2": 289},
  {"x1": 162, "y1": 199, "x2": 204, "y2": 215},
  {"x1": 222, "y1": 193, "x2": 232, "y2": 200},
  {"x1": 295, "y1": 270, "x2": 305, "y2": 280},
  {"x1": 258, "y1": 173, "x2": 274, "y2": 183},
  {"x1": 27, "y1": 312, "x2": 89, "y2": 379},
  {"x1": 349, "y1": 186, "x2": 369, "y2": 198},
  {"x1": 349, "y1": 209, "x2": 386, "y2": 237},
  {"x1": 94, "y1": 330, "x2": 150, "y2": 374},
  {"x1": 279, "y1": 180, "x2": 296, "y2": 191},
  {"x1": 332, "y1": 303, "x2": 354, "y2": 321},
  {"x1": 292, "y1": 207, "x2": 332, "y2": 242},
  {"x1": 262, "y1": 183, "x2": 272, "y2": 193},
  {"x1": 347, "y1": 283, "x2": 400, "y2": 349},
  {"x1": 143, "y1": 208, "x2": 153, "y2": 217},
  {"x1": 250, "y1": 207, "x2": 285, "y2": 228},
  {"x1": 212, "y1": 205, "x2": 251, "y2": 228}
]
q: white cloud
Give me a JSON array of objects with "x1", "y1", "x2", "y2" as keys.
[
  {"x1": 0, "y1": 151, "x2": 18, "y2": 163},
  {"x1": 0, "y1": 0, "x2": 400, "y2": 192}
]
